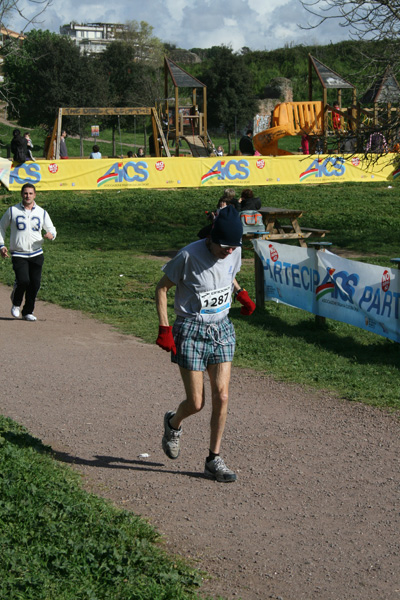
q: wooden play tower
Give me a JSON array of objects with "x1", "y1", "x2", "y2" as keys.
[{"x1": 163, "y1": 57, "x2": 210, "y2": 157}]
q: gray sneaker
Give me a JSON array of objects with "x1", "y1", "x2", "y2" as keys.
[
  {"x1": 204, "y1": 456, "x2": 237, "y2": 483},
  {"x1": 162, "y1": 410, "x2": 182, "y2": 459}
]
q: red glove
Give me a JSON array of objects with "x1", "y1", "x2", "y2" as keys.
[
  {"x1": 236, "y1": 289, "x2": 256, "y2": 316},
  {"x1": 156, "y1": 326, "x2": 177, "y2": 355}
]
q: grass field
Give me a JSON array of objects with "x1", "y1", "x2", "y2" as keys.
[{"x1": 0, "y1": 181, "x2": 398, "y2": 409}]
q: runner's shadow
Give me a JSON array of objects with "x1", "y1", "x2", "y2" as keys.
[
  {"x1": 2, "y1": 430, "x2": 204, "y2": 479},
  {"x1": 52, "y1": 449, "x2": 205, "y2": 479}
]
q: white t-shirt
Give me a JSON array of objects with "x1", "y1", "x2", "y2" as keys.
[{"x1": 162, "y1": 239, "x2": 241, "y2": 323}]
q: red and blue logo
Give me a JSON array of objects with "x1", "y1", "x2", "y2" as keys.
[
  {"x1": 300, "y1": 157, "x2": 345, "y2": 182},
  {"x1": 201, "y1": 159, "x2": 250, "y2": 184}
]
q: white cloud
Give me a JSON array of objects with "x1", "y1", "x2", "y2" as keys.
[{"x1": 7, "y1": 0, "x2": 353, "y2": 51}]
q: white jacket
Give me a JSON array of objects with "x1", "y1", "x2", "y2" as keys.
[{"x1": 0, "y1": 202, "x2": 57, "y2": 257}]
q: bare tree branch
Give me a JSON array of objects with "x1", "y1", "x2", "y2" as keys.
[{"x1": 299, "y1": 0, "x2": 400, "y2": 40}]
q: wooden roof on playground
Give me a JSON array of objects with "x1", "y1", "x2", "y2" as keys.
[
  {"x1": 310, "y1": 55, "x2": 355, "y2": 90},
  {"x1": 164, "y1": 57, "x2": 206, "y2": 89},
  {"x1": 360, "y1": 66, "x2": 400, "y2": 104}
]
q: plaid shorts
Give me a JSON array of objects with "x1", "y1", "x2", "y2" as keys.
[{"x1": 171, "y1": 316, "x2": 236, "y2": 371}]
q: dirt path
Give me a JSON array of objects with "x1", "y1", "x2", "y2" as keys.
[{"x1": 0, "y1": 283, "x2": 399, "y2": 600}]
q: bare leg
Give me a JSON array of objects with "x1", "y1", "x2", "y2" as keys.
[
  {"x1": 169, "y1": 367, "x2": 205, "y2": 430},
  {"x1": 207, "y1": 362, "x2": 232, "y2": 454}
]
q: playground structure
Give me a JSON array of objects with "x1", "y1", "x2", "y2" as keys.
[
  {"x1": 46, "y1": 106, "x2": 170, "y2": 160},
  {"x1": 161, "y1": 57, "x2": 211, "y2": 157},
  {"x1": 253, "y1": 55, "x2": 400, "y2": 156},
  {"x1": 46, "y1": 57, "x2": 212, "y2": 160}
]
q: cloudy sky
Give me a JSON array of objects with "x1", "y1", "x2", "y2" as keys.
[{"x1": 8, "y1": 0, "x2": 351, "y2": 52}]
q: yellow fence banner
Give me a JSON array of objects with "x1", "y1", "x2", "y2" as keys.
[{"x1": 6, "y1": 154, "x2": 399, "y2": 192}]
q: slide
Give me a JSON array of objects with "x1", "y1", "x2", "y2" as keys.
[
  {"x1": 184, "y1": 134, "x2": 210, "y2": 157},
  {"x1": 253, "y1": 126, "x2": 294, "y2": 156},
  {"x1": 253, "y1": 101, "x2": 324, "y2": 156}
]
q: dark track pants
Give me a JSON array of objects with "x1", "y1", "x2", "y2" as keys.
[{"x1": 11, "y1": 254, "x2": 44, "y2": 316}]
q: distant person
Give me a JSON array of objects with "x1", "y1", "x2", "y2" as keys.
[
  {"x1": 238, "y1": 188, "x2": 261, "y2": 212},
  {"x1": 342, "y1": 137, "x2": 356, "y2": 153},
  {"x1": 59, "y1": 130, "x2": 68, "y2": 159},
  {"x1": 197, "y1": 189, "x2": 239, "y2": 240},
  {"x1": 10, "y1": 128, "x2": 28, "y2": 163},
  {"x1": 365, "y1": 132, "x2": 388, "y2": 153},
  {"x1": 239, "y1": 130, "x2": 254, "y2": 155},
  {"x1": 149, "y1": 134, "x2": 155, "y2": 157},
  {"x1": 332, "y1": 102, "x2": 341, "y2": 131},
  {"x1": 301, "y1": 134, "x2": 310, "y2": 155},
  {"x1": 24, "y1": 132, "x2": 35, "y2": 161},
  {"x1": 90, "y1": 144, "x2": 102, "y2": 159},
  {"x1": 0, "y1": 183, "x2": 57, "y2": 321},
  {"x1": 136, "y1": 147, "x2": 145, "y2": 158},
  {"x1": 127, "y1": 151, "x2": 134, "y2": 158},
  {"x1": 216, "y1": 145, "x2": 224, "y2": 156}
]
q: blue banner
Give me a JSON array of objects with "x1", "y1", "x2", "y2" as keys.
[{"x1": 253, "y1": 240, "x2": 400, "y2": 343}]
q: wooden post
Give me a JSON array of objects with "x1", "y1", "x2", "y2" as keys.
[
  {"x1": 202, "y1": 87, "x2": 207, "y2": 146},
  {"x1": 373, "y1": 102, "x2": 378, "y2": 127},
  {"x1": 323, "y1": 89, "x2": 328, "y2": 152},
  {"x1": 175, "y1": 87, "x2": 179, "y2": 156},
  {"x1": 56, "y1": 108, "x2": 62, "y2": 159},
  {"x1": 350, "y1": 90, "x2": 357, "y2": 132},
  {"x1": 356, "y1": 102, "x2": 362, "y2": 152}
]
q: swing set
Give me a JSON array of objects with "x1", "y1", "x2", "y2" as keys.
[{"x1": 45, "y1": 106, "x2": 170, "y2": 160}]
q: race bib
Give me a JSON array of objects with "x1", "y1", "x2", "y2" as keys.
[{"x1": 199, "y1": 285, "x2": 231, "y2": 315}]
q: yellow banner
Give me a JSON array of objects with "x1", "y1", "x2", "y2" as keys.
[{"x1": 5, "y1": 154, "x2": 398, "y2": 191}]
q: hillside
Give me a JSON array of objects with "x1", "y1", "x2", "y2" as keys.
[{"x1": 183, "y1": 39, "x2": 397, "y2": 105}]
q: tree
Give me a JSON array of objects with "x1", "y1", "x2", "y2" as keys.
[
  {"x1": 3, "y1": 29, "x2": 107, "y2": 129},
  {"x1": 200, "y1": 46, "x2": 259, "y2": 153},
  {"x1": 300, "y1": 1, "x2": 400, "y2": 42},
  {"x1": 0, "y1": 0, "x2": 52, "y2": 106},
  {"x1": 299, "y1": 0, "x2": 400, "y2": 73},
  {"x1": 114, "y1": 20, "x2": 164, "y2": 67},
  {"x1": 98, "y1": 40, "x2": 162, "y2": 154},
  {"x1": 99, "y1": 41, "x2": 159, "y2": 108}
]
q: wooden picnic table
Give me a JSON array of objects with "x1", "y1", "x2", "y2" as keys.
[{"x1": 257, "y1": 206, "x2": 328, "y2": 248}]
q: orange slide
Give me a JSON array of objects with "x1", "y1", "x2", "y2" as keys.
[{"x1": 253, "y1": 101, "x2": 324, "y2": 156}]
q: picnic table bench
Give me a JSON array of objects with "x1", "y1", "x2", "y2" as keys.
[{"x1": 244, "y1": 206, "x2": 329, "y2": 248}]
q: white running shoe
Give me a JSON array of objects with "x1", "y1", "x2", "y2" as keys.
[
  {"x1": 23, "y1": 314, "x2": 37, "y2": 321},
  {"x1": 11, "y1": 305, "x2": 20, "y2": 318}
]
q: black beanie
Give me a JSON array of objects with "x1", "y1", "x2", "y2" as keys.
[{"x1": 211, "y1": 204, "x2": 243, "y2": 247}]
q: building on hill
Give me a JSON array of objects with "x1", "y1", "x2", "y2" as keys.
[{"x1": 59, "y1": 22, "x2": 127, "y2": 54}]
